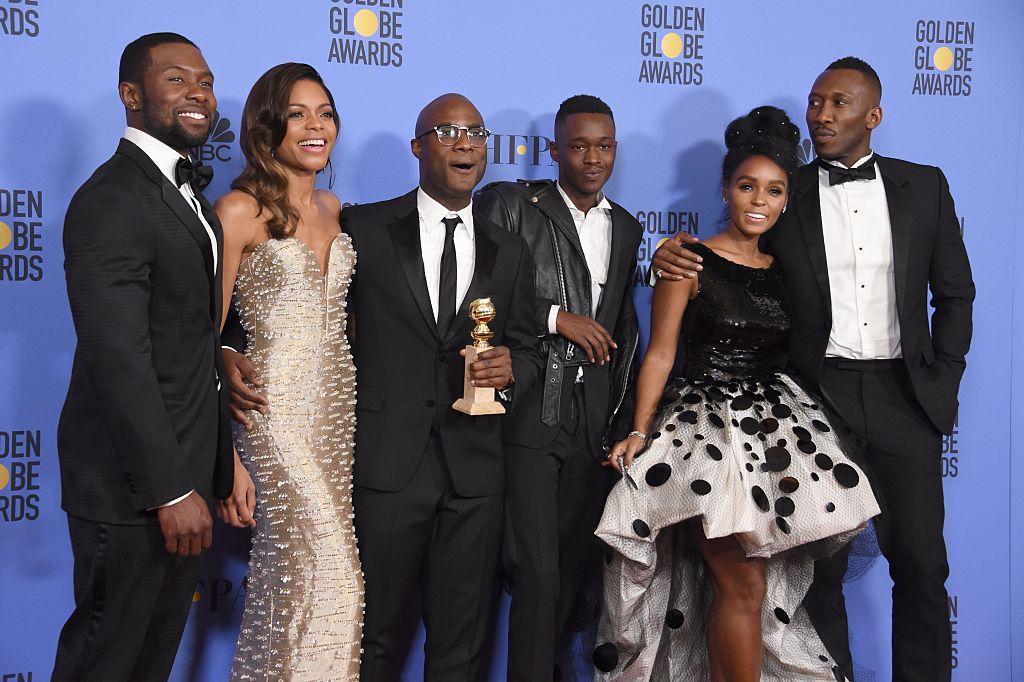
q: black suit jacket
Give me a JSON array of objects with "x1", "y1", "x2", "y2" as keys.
[
  {"x1": 342, "y1": 190, "x2": 542, "y2": 496},
  {"x1": 475, "y1": 180, "x2": 642, "y2": 451},
  {"x1": 58, "y1": 139, "x2": 233, "y2": 524},
  {"x1": 767, "y1": 155, "x2": 974, "y2": 435}
]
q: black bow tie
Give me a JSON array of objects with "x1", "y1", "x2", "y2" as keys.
[
  {"x1": 174, "y1": 157, "x2": 213, "y2": 191},
  {"x1": 818, "y1": 157, "x2": 876, "y2": 186}
]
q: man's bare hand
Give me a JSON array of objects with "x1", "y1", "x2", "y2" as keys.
[
  {"x1": 462, "y1": 345, "x2": 514, "y2": 389},
  {"x1": 157, "y1": 491, "x2": 213, "y2": 556},
  {"x1": 650, "y1": 232, "x2": 703, "y2": 281},
  {"x1": 555, "y1": 310, "x2": 616, "y2": 365},
  {"x1": 222, "y1": 347, "x2": 267, "y2": 429}
]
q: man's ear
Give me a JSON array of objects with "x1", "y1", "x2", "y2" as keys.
[
  {"x1": 410, "y1": 137, "x2": 422, "y2": 160},
  {"x1": 866, "y1": 105, "x2": 883, "y2": 131},
  {"x1": 120, "y1": 81, "x2": 142, "y2": 112},
  {"x1": 549, "y1": 142, "x2": 560, "y2": 164}
]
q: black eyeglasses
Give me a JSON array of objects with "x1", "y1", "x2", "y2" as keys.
[{"x1": 415, "y1": 124, "x2": 491, "y2": 147}]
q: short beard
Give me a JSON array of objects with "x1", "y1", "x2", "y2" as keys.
[{"x1": 142, "y1": 106, "x2": 210, "y2": 151}]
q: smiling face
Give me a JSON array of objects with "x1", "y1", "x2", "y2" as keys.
[
  {"x1": 806, "y1": 68, "x2": 881, "y2": 166},
  {"x1": 723, "y1": 154, "x2": 788, "y2": 237},
  {"x1": 411, "y1": 94, "x2": 487, "y2": 211},
  {"x1": 273, "y1": 79, "x2": 337, "y2": 174},
  {"x1": 121, "y1": 42, "x2": 216, "y2": 153},
  {"x1": 551, "y1": 112, "x2": 616, "y2": 209}
]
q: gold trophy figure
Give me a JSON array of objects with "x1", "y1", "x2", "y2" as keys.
[{"x1": 452, "y1": 298, "x2": 506, "y2": 415}]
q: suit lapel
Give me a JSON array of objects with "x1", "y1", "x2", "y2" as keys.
[
  {"x1": 876, "y1": 155, "x2": 912, "y2": 320},
  {"x1": 445, "y1": 219, "x2": 498, "y2": 344},
  {"x1": 388, "y1": 207, "x2": 440, "y2": 340},
  {"x1": 793, "y1": 164, "x2": 832, "y2": 322},
  {"x1": 119, "y1": 140, "x2": 216, "y2": 281}
]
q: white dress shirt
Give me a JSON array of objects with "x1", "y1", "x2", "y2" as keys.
[
  {"x1": 546, "y1": 183, "x2": 613, "y2": 333},
  {"x1": 819, "y1": 151, "x2": 902, "y2": 359},
  {"x1": 124, "y1": 127, "x2": 215, "y2": 510},
  {"x1": 417, "y1": 187, "x2": 475, "y2": 322},
  {"x1": 123, "y1": 127, "x2": 218, "y2": 273}
]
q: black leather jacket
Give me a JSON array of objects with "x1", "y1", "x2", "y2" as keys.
[{"x1": 476, "y1": 179, "x2": 642, "y2": 449}]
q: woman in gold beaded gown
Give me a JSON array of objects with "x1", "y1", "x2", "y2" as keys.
[{"x1": 215, "y1": 63, "x2": 362, "y2": 680}]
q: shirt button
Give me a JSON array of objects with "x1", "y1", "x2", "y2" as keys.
[
  {"x1": 425, "y1": 399, "x2": 436, "y2": 408},
  {"x1": 863, "y1": 323, "x2": 868, "y2": 327},
  {"x1": 438, "y1": 353, "x2": 447, "y2": 362}
]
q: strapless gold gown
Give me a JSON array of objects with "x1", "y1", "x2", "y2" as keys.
[{"x1": 230, "y1": 235, "x2": 362, "y2": 681}]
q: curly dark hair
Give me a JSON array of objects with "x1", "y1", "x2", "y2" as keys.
[
  {"x1": 721, "y1": 106, "x2": 801, "y2": 188},
  {"x1": 231, "y1": 63, "x2": 338, "y2": 240}
]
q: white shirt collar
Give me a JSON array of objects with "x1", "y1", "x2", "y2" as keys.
[
  {"x1": 556, "y1": 182, "x2": 611, "y2": 218},
  {"x1": 123, "y1": 127, "x2": 189, "y2": 185},
  {"x1": 822, "y1": 150, "x2": 875, "y2": 170},
  {"x1": 417, "y1": 187, "x2": 474, "y2": 238}
]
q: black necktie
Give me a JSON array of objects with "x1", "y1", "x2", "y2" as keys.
[
  {"x1": 818, "y1": 157, "x2": 876, "y2": 186},
  {"x1": 437, "y1": 216, "x2": 460, "y2": 337},
  {"x1": 174, "y1": 157, "x2": 214, "y2": 191}
]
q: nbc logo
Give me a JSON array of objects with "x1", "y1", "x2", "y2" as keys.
[
  {"x1": 191, "y1": 112, "x2": 235, "y2": 164},
  {"x1": 328, "y1": 0, "x2": 406, "y2": 68},
  {"x1": 797, "y1": 139, "x2": 814, "y2": 167}
]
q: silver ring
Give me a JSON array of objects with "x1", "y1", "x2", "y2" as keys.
[{"x1": 655, "y1": 268, "x2": 664, "y2": 279}]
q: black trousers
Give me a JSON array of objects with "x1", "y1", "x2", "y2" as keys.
[
  {"x1": 355, "y1": 432, "x2": 503, "y2": 682},
  {"x1": 806, "y1": 359, "x2": 951, "y2": 682},
  {"x1": 504, "y1": 385, "x2": 612, "y2": 682},
  {"x1": 52, "y1": 514, "x2": 200, "y2": 682}
]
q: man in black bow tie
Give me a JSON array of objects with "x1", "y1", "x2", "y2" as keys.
[
  {"x1": 651, "y1": 56, "x2": 974, "y2": 681},
  {"x1": 53, "y1": 32, "x2": 233, "y2": 681}
]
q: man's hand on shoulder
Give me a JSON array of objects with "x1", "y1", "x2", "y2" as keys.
[
  {"x1": 156, "y1": 491, "x2": 213, "y2": 556},
  {"x1": 555, "y1": 310, "x2": 616, "y2": 365},
  {"x1": 650, "y1": 232, "x2": 703, "y2": 281}
]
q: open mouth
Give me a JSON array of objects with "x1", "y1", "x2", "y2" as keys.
[
  {"x1": 298, "y1": 138, "x2": 327, "y2": 151},
  {"x1": 451, "y1": 161, "x2": 476, "y2": 173},
  {"x1": 744, "y1": 212, "x2": 768, "y2": 222}
]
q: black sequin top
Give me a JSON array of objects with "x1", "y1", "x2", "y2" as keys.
[{"x1": 677, "y1": 243, "x2": 790, "y2": 382}]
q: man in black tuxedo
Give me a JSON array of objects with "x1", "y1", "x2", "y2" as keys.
[
  {"x1": 475, "y1": 95, "x2": 642, "y2": 681},
  {"x1": 652, "y1": 57, "x2": 973, "y2": 681},
  {"x1": 53, "y1": 33, "x2": 233, "y2": 681},
  {"x1": 223, "y1": 93, "x2": 541, "y2": 681}
]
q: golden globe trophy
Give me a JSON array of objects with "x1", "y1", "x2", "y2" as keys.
[{"x1": 452, "y1": 297, "x2": 507, "y2": 416}]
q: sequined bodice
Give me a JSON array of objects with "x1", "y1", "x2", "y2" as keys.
[
  {"x1": 679, "y1": 243, "x2": 790, "y2": 381},
  {"x1": 234, "y1": 235, "x2": 354, "y2": 363}
]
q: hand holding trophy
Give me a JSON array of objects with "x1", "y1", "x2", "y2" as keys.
[{"x1": 453, "y1": 298, "x2": 507, "y2": 416}]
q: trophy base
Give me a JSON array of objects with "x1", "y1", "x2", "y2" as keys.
[
  {"x1": 452, "y1": 398, "x2": 506, "y2": 415},
  {"x1": 452, "y1": 344, "x2": 507, "y2": 416}
]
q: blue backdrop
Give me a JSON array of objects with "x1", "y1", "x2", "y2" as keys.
[{"x1": 2, "y1": 1, "x2": 1023, "y2": 679}]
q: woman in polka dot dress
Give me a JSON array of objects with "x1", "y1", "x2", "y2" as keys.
[{"x1": 593, "y1": 107, "x2": 879, "y2": 681}]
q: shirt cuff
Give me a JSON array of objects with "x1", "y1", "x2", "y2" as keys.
[
  {"x1": 149, "y1": 490, "x2": 194, "y2": 510},
  {"x1": 547, "y1": 305, "x2": 561, "y2": 335},
  {"x1": 222, "y1": 345, "x2": 238, "y2": 353}
]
